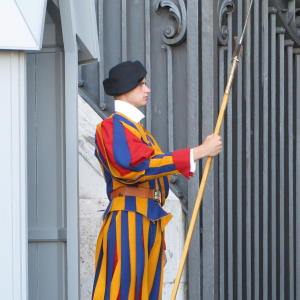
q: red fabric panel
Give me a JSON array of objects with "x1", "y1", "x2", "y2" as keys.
[
  {"x1": 172, "y1": 148, "x2": 193, "y2": 179},
  {"x1": 123, "y1": 126, "x2": 154, "y2": 167}
]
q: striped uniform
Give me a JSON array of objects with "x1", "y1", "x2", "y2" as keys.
[{"x1": 92, "y1": 112, "x2": 192, "y2": 300}]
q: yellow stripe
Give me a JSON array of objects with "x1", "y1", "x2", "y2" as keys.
[
  {"x1": 136, "y1": 196, "x2": 148, "y2": 217},
  {"x1": 159, "y1": 177, "x2": 166, "y2": 203},
  {"x1": 128, "y1": 212, "x2": 136, "y2": 299},
  {"x1": 134, "y1": 122, "x2": 151, "y2": 145},
  {"x1": 141, "y1": 218, "x2": 150, "y2": 300},
  {"x1": 149, "y1": 156, "x2": 174, "y2": 168},
  {"x1": 158, "y1": 255, "x2": 164, "y2": 300},
  {"x1": 113, "y1": 180, "x2": 124, "y2": 190},
  {"x1": 93, "y1": 213, "x2": 113, "y2": 300},
  {"x1": 148, "y1": 221, "x2": 162, "y2": 291},
  {"x1": 94, "y1": 215, "x2": 110, "y2": 271},
  {"x1": 160, "y1": 214, "x2": 173, "y2": 232},
  {"x1": 110, "y1": 196, "x2": 125, "y2": 212},
  {"x1": 158, "y1": 221, "x2": 164, "y2": 300},
  {"x1": 110, "y1": 212, "x2": 122, "y2": 300},
  {"x1": 144, "y1": 170, "x2": 178, "y2": 182},
  {"x1": 122, "y1": 122, "x2": 142, "y2": 139}
]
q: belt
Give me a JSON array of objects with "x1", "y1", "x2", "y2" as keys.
[{"x1": 111, "y1": 186, "x2": 162, "y2": 204}]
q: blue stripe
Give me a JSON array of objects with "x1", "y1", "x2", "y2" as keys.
[
  {"x1": 147, "y1": 199, "x2": 162, "y2": 220},
  {"x1": 145, "y1": 164, "x2": 176, "y2": 176},
  {"x1": 103, "y1": 169, "x2": 113, "y2": 199},
  {"x1": 149, "y1": 179, "x2": 155, "y2": 189},
  {"x1": 152, "y1": 153, "x2": 172, "y2": 159},
  {"x1": 104, "y1": 212, "x2": 117, "y2": 300},
  {"x1": 120, "y1": 212, "x2": 130, "y2": 300},
  {"x1": 163, "y1": 176, "x2": 169, "y2": 198},
  {"x1": 150, "y1": 246, "x2": 163, "y2": 300},
  {"x1": 114, "y1": 113, "x2": 138, "y2": 130},
  {"x1": 148, "y1": 222, "x2": 157, "y2": 254},
  {"x1": 131, "y1": 159, "x2": 150, "y2": 171},
  {"x1": 157, "y1": 178, "x2": 162, "y2": 194},
  {"x1": 113, "y1": 116, "x2": 132, "y2": 168},
  {"x1": 125, "y1": 196, "x2": 136, "y2": 211},
  {"x1": 91, "y1": 247, "x2": 103, "y2": 300},
  {"x1": 135, "y1": 214, "x2": 145, "y2": 298}
]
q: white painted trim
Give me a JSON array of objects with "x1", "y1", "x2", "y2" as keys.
[
  {"x1": 73, "y1": 0, "x2": 100, "y2": 61},
  {"x1": 60, "y1": 1, "x2": 80, "y2": 299},
  {"x1": 0, "y1": 0, "x2": 47, "y2": 50},
  {"x1": 0, "y1": 51, "x2": 28, "y2": 300}
]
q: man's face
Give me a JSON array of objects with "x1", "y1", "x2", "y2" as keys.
[{"x1": 119, "y1": 78, "x2": 151, "y2": 108}]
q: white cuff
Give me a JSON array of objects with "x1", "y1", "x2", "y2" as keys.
[{"x1": 190, "y1": 149, "x2": 196, "y2": 173}]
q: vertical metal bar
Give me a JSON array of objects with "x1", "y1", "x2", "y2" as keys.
[
  {"x1": 270, "y1": 9, "x2": 278, "y2": 300},
  {"x1": 262, "y1": 2, "x2": 269, "y2": 299},
  {"x1": 145, "y1": 0, "x2": 152, "y2": 131},
  {"x1": 295, "y1": 49, "x2": 300, "y2": 300},
  {"x1": 286, "y1": 40, "x2": 295, "y2": 300},
  {"x1": 226, "y1": 13, "x2": 234, "y2": 300},
  {"x1": 277, "y1": 27, "x2": 286, "y2": 300},
  {"x1": 236, "y1": 0, "x2": 244, "y2": 298},
  {"x1": 162, "y1": 45, "x2": 174, "y2": 151},
  {"x1": 253, "y1": 0, "x2": 260, "y2": 298},
  {"x1": 288, "y1": 0, "x2": 296, "y2": 23},
  {"x1": 98, "y1": 0, "x2": 106, "y2": 110},
  {"x1": 245, "y1": 0, "x2": 253, "y2": 298},
  {"x1": 121, "y1": 0, "x2": 127, "y2": 61},
  {"x1": 187, "y1": 0, "x2": 200, "y2": 299},
  {"x1": 218, "y1": 45, "x2": 226, "y2": 300},
  {"x1": 201, "y1": 0, "x2": 219, "y2": 298}
]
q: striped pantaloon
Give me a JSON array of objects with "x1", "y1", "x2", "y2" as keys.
[{"x1": 92, "y1": 210, "x2": 165, "y2": 300}]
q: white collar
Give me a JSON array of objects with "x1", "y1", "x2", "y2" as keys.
[{"x1": 114, "y1": 100, "x2": 145, "y2": 123}]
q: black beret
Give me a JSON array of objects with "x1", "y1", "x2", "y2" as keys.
[{"x1": 103, "y1": 60, "x2": 147, "y2": 96}]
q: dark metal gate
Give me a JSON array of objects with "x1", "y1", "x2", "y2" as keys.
[{"x1": 79, "y1": 0, "x2": 300, "y2": 299}]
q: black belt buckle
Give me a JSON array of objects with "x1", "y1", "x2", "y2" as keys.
[{"x1": 154, "y1": 190, "x2": 162, "y2": 204}]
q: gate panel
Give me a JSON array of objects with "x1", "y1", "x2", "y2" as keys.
[{"x1": 213, "y1": 1, "x2": 300, "y2": 299}]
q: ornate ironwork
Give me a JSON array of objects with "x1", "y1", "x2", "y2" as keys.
[
  {"x1": 154, "y1": 0, "x2": 187, "y2": 46},
  {"x1": 270, "y1": 0, "x2": 300, "y2": 46},
  {"x1": 217, "y1": 0, "x2": 235, "y2": 45}
]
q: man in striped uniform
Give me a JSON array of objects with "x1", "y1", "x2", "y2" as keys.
[{"x1": 92, "y1": 61, "x2": 222, "y2": 300}]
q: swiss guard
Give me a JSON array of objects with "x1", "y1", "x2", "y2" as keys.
[{"x1": 91, "y1": 60, "x2": 222, "y2": 300}]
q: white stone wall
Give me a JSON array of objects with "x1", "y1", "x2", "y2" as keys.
[{"x1": 78, "y1": 96, "x2": 187, "y2": 300}]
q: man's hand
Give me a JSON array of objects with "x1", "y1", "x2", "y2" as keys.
[{"x1": 192, "y1": 134, "x2": 223, "y2": 161}]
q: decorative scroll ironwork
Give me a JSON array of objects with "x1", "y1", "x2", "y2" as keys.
[
  {"x1": 217, "y1": 0, "x2": 235, "y2": 45},
  {"x1": 154, "y1": 0, "x2": 187, "y2": 46},
  {"x1": 270, "y1": 0, "x2": 300, "y2": 46}
]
